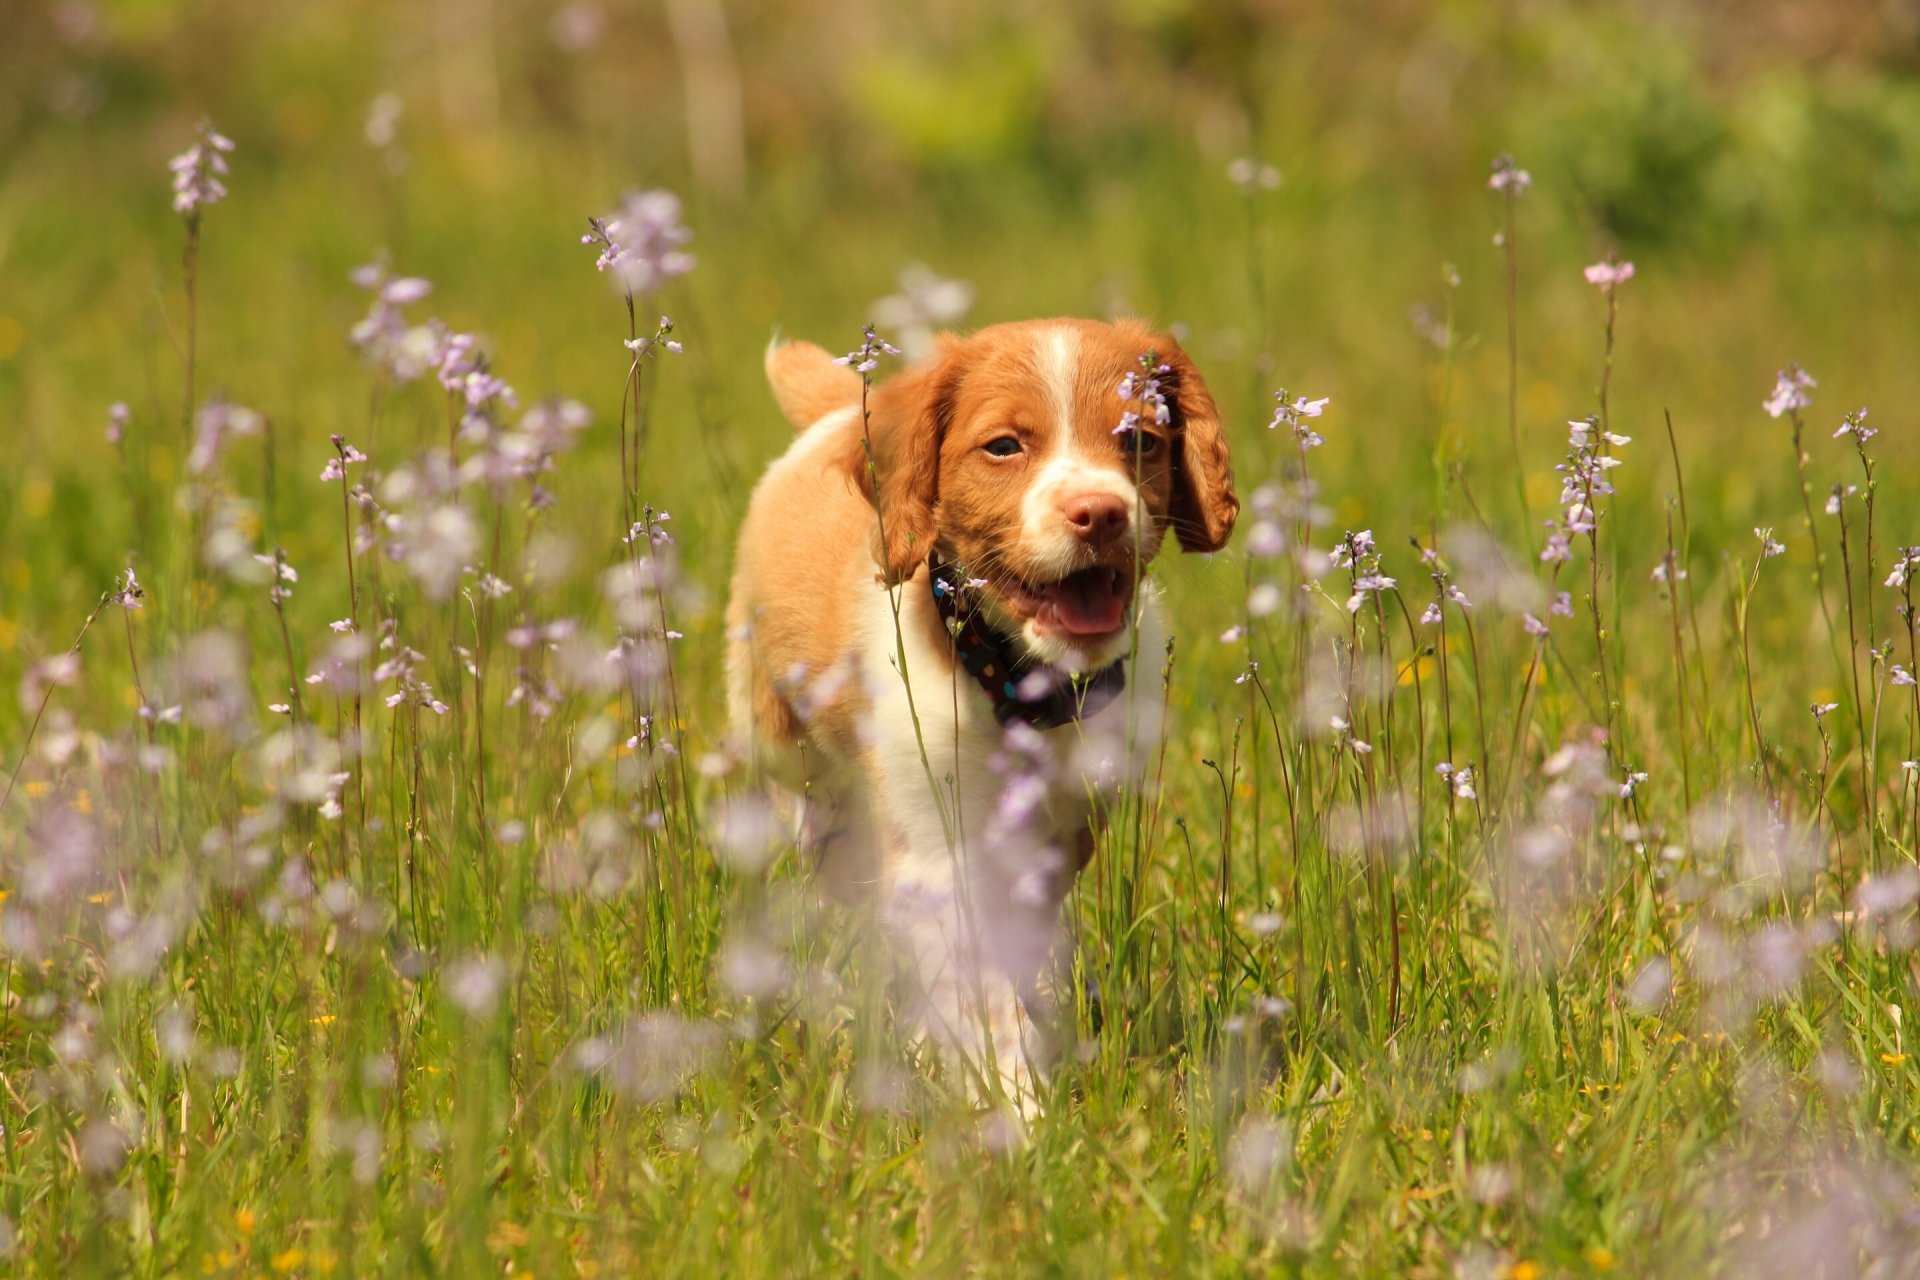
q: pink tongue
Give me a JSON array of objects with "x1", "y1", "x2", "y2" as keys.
[{"x1": 1050, "y1": 572, "x2": 1126, "y2": 635}]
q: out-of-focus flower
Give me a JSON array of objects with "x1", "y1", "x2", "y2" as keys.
[
  {"x1": 550, "y1": 2, "x2": 606, "y2": 51},
  {"x1": 583, "y1": 190, "x2": 695, "y2": 298},
  {"x1": 348, "y1": 261, "x2": 439, "y2": 381},
  {"x1": 188, "y1": 397, "x2": 263, "y2": 476},
  {"x1": 1582, "y1": 258, "x2": 1635, "y2": 291},
  {"x1": 444, "y1": 953, "x2": 507, "y2": 1018},
  {"x1": 320, "y1": 435, "x2": 367, "y2": 482},
  {"x1": 1228, "y1": 157, "x2": 1282, "y2": 194},
  {"x1": 1887, "y1": 547, "x2": 1920, "y2": 590},
  {"x1": 1487, "y1": 153, "x2": 1531, "y2": 195},
  {"x1": 1763, "y1": 364, "x2": 1815, "y2": 419},
  {"x1": 170, "y1": 119, "x2": 234, "y2": 216},
  {"x1": 871, "y1": 263, "x2": 973, "y2": 360},
  {"x1": 1833, "y1": 407, "x2": 1876, "y2": 444}
]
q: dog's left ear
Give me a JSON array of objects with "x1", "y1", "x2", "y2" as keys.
[{"x1": 1158, "y1": 340, "x2": 1238, "y2": 553}]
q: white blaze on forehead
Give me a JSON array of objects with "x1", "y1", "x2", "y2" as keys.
[
  {"x1": 1017, "y1": 325, "x2": 1150, "y2": 583},
  {"x1": 1038, "y1": 325, "x2": 1081, "y2": 452}
]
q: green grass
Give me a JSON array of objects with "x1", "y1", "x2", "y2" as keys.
[{"x1": 6, "y1": 3, "x2": 1920, "y2": 1275}]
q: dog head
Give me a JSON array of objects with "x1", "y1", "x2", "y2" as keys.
[{"x1": 849, "y1": 318, "x2": 1237, "y2": 670}]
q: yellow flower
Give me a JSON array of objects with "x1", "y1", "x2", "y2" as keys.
[
  {"x1": 1509, "y1": 1261, "x2": 1542, "y2": 1280},
  {"x1": 22, "y1": 781, "x2": 49, "y2": 800},
  {"x1": 271, "y1": 1247, "x2": 306, "y2": 1272},
  {"x1": 1584, "y1": 1245, "x2": 1617, "y2": 1272},
  {"x1": 1882, "y1": 1052, "x2": 1908, "y2": 1066},
  {"x1": 72, "y1": 788, "x2": 92, "y2": 815},
  {"x1": 236, "y1": 1207, "x2": 256, "y2": 1237},
  {"x1": 312, "y1": 1015, "x2": 336, "y2": 1027}
]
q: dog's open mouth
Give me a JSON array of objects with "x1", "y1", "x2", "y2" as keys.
[{"x1": 1001, "y1": 567, "x2": 1136, "y2": 638}]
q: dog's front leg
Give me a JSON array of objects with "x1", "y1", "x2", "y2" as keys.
[{"x1": 882, "y1": 841, "x2": 1059, "y2": 1118}]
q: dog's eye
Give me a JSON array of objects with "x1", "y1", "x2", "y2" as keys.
[
  {"x1": 983, "y1": 436, "x2": 1023, "y2": 458},
  {"x1": 1119, "y1": 429, "x2": 1163, "y2": 458}
]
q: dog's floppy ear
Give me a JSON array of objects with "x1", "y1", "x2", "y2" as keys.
[
  {"x1": 845, "y1": 337, "x2": 960, "y2": 584},
  {"x1": 1158, "y1": 339, "x2": 1238, "y2": 553}
]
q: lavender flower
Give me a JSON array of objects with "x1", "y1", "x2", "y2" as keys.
[
  {"x1": 1267, "y1": 388, "x2": 1330, "y2": 447},
  {"x1": 1833, "y1": 407, "x2": 1875, "y2": 444},
  {"x1": 623, "y1": 315, "x2": 683, "y2": 359},
  {"x1": 1487, "y1": 153, "x2": 1531, "y2": 195},
  {"x1": 435, "y1": 332, "x2": 516, "y2": 412},
  {"x1": 106, "y1": 402, "x2": 128, "y2": 446},
  {"x1": 169, "y1": 120, "x2": 235, "y2": 216},
  {"x1": 1886, "y1": 547, "x2": 1920, "y2": 589},
  {"x1": 1228, "y1": 157, "x2": 1282, "y2": 194},
  {"x1": 348, "y1": 262, "x2": 438, "y2": 381},
  {"x1": 187, "y1": 397, "x2": 264, "y2": 476},
  {"x1": 1755, "y1": 527, "x2": 1786, "y2": 558},
  {"x1": 834, "y1": 324, "x2": 901, "y2": 377},
  {"x1": 583, "y1": 190, "x2": 695, "y2": 298},
  {"x1": 1435, "y1": 762, "x2": 1477, "y2": 800},
  {"x1": 110, "y1": 567, "x2": 143, "y2": 610},
  {"x1": 1115, "y1": 353, "x2": 1172, "y2": 437},
  {"x1": 871, "y1": 264, "x2": 974, "y2": 360},
  {"x1": 1582, "y1": 257, "x2": 1636, "y2": 291},
  {"x1": 1763, "y1": 364, "x2": 1815, "y2": 419},
  {"x1": 255, "y1": 550, "x2": 297, "y2": 604},
  {"x1": 444, "y1": 953, "x2": 508, "y2": 1018},
  {"x1": 320, "y1": 435, "x2": 367, "y2": 482}
]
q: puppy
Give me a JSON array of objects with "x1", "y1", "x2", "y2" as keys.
[{"x1": 727, "y1": 318, "x2": 1236, "y2": 1109}]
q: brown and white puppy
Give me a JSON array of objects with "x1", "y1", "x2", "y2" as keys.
[{"x1": 727, "y1": 318, "x2": 1236, "y2": 1109}]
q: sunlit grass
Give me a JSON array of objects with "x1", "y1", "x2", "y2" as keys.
[{"x1": 7, "y1": 7, "x2": 1920, "y2": 1275}]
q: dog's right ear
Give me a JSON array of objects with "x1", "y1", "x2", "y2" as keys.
[{"x1": 842, "y1": 338, "x2": 959, "y2": 585}]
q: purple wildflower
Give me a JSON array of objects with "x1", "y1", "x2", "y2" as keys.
[
  {"x1": 1115, "y1": 352, "x2": 1172, "y2": 437},
  {"x1": 1487, "y1": 153, "x2": 1531, "y2": 195},
  {"x1": 188, "y1": 397, "x2": 264, "y2": 476},
  {"x1": 1268, "y1": 388, "x2": 1330, "y2": 447},
  {"x1": 169, "y1": 120, "x2": 234, "y2": 216},
  {"x1": 1763, "y1": 365, "x2": 1815, "y2": 419},
  {"x1": 1833, "y1": 407, "x2": 1875, "y2": 444},
  {"x1": 1582, "y1": 258, "x2": 1636, "y2": 291},
  {"x1": 871, "y1": 264, "x2": 974, "y2": 360},
  {"x1": 583, "y1": 190, "x2": 695, "y2": 298},
  {"x1": 834, "y1": 325, "x2": 901, "y2": 377},
  {"x1": 320, "y1": 435, "x2": 367, "y2": 483}
]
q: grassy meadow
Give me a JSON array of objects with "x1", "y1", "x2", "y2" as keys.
[{"x1": 9, "y1": 1, "x2": 1920, "y2": 1274}]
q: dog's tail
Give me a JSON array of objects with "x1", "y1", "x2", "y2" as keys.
[{"x1": 765, "y1": 337, "x2": 863, "y2": 431}]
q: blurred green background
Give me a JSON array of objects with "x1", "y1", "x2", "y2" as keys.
[{"x1": 5, "y1": 0, "x2": 1920, "y2": 674}]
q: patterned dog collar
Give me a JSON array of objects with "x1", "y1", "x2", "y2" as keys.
[{"x1": 927, "y1": 557, "x2": 1127, "y2": 730}]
